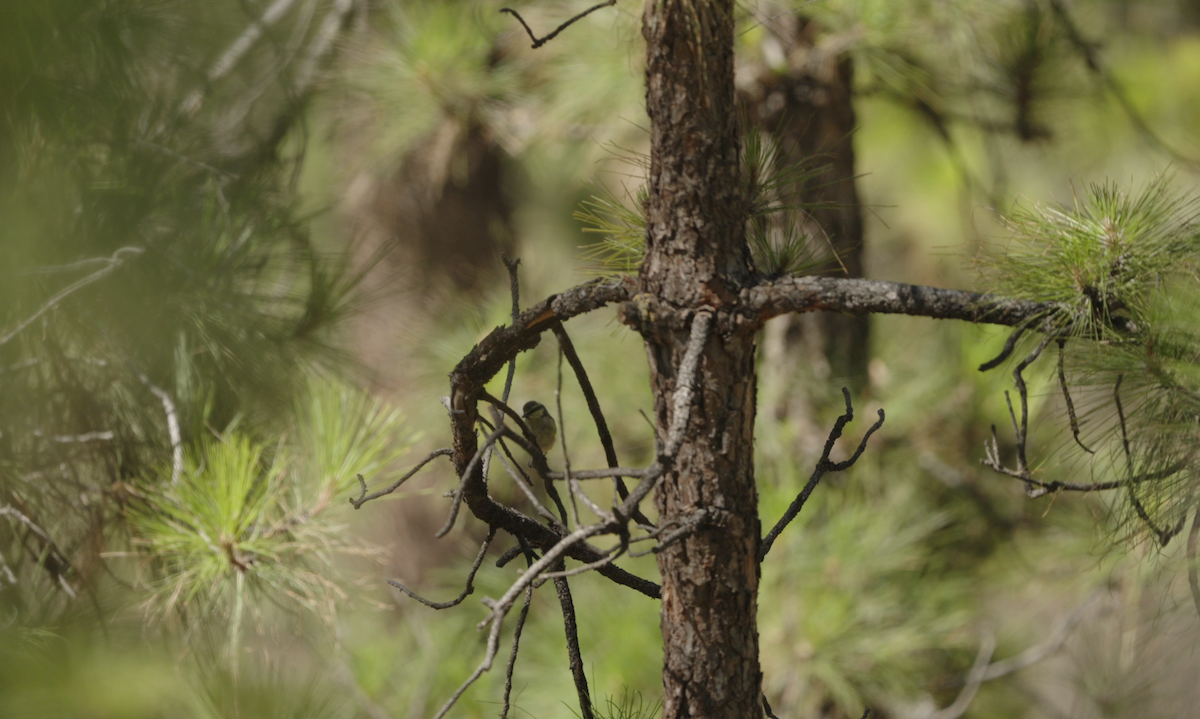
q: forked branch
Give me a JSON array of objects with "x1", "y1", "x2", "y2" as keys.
[{"x1": 759, "y1": 388, "x2": 885, "y2": 561}]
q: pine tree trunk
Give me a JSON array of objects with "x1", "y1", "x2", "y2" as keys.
[{"x1": 641, "y1": 2, "x2": 763, "y2": 717}]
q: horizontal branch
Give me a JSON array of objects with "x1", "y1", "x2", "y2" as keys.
[{"x1": 743, "y1": 276, "x2": 1059, "y2": 327}]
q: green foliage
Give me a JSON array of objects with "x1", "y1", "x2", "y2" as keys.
[
  {"x1": 980, "y1": 178, "x2": 1200, "y2": 536},
  {"x1": 587, "y1": 688, "x2": 662, "y2": 719},
  {"x1": 575, "y1": 128, "x2": 832, "y2": 277},
  {"x1": 342, "y1": 0, "x2": 523, "y2": 169},
  {"x1": 758, "y1": 444, "x2": 973, "y2": 716},
  {"x1": 125, "y1": 379, "x2": 411, "y2": 649},
  {"x1": 0, "y1": 0, "x2": 364, "y2": 630},
  {"x1": 575, "y1": 180, "x2": 648, "y2": 275},
  {"x1": 985, "y1": 176, "x2": 1200, "y2": 336}
]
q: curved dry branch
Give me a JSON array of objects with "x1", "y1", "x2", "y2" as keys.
[
  {"x1": 349, "y1": 448, "x2": 453, "y2": 509},
  {"x1": 388, "y1": 526, "x2": 497, "y2": 610},
  {"x1": 500, "y1": 1, "x2": 616, "y2": 49},
  {"x1": 759, "y1": 388, "x2": 885, "y2": 561}
]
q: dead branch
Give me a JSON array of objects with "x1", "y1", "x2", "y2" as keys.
[
  {"x1": 1, "y1": 247, "x2": 144, "y2": 348},
  {"x1": 978, "y1": 326, "x2": 1026, "y2": 371},
  {"x1": 744, "y1": 276, "x2": 1061, "y2": 328},
  {"x1": 500, "y1": 1, "x2": 616, "y2": 49},
  {"x1": 388, "y1": 527, "x2": 497, "y2": 610},
  {"x1": 427, "y1": 310, "x2": 714, "y2": 718},
  {"x1": 552, "y1": 324, "x2": 653, "y2": 526},
  {"x1": 759, "y1": 388, "x2": 885, "y2": 561},
  {"x1": 1056, "y1": 340, "x2": 1094, "y2": 454},
  {"x1": 349, "y1": 448, "x2": 453, "y2": 509}
]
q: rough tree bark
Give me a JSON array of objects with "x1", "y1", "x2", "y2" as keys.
[{"x1": 637, "y1": 1, "x2": 763, "y2": 717}]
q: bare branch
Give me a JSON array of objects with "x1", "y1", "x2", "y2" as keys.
[
  {"x1": 552, "y1": 324, "x2": 653, "y2": 526},
  {"x1": 350, "y1": 448, "x2": 453, "y2": 508},
  {"x1": 483, "y1": 255, "x2": 525, "y2": 488},
  {"x1": 500, "y1": 542, "x2": 536, "y2": 719},
  {"x1": 430, "y1": 521, "x2": 608, "y2": 719},
  {"x1": 759, "y1": 388, "x2": 885, "y2": 561},
  {"x1": 978, "y1": 327, "x2": 1026, "y2": 372},
  {"x1": 491, "y1": 440, "x2": 567, "y2": 531},
  {"x1": 664, "y1": 309, "x2": 714, "y2": 457},
  {"x1": 546, "y1": 467, "x2": 652, "y2": 480},
  {"x1": 744, "y1": 276, "x2": 1060, "y2": 328},
  {"x1": 1, "y1": 247, "x2": 144, "y2": 348},
  {"x1": 437, "y1": 423, "x2": 510, "y2": 538},
  {"x1": 552, "y1": 572, "x2": 595, "y2": 719},
  {"x1": 1013, "y1": 334, "x2": 1055, "y2": 479},
  {"x1": 388, "y1": 526, "x2": 497, "y2": 610},
  {"x1": 135, "y1": 373, "x2": 183, "y2": 486},
  {"x1": 500, "y1": 1, "x2": 616, "y2": 49},
  {"x1": 1056, "y1": 340, "x2": 1094, "y2": 454}
]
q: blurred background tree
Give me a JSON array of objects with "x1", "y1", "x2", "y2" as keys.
[{"x1": 3, "y1": 0, "x2": 1200, "y2": 718}]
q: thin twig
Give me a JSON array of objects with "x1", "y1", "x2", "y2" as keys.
[
  {"x1": 759, "y1": 388, "x2": 885, "y2": 561},
  {"x1": 199, "y1": 0, "x2": 298, "y2": 96},
  {"x1": 1048, "y1": 0, "x2": 1200, "y2": 169},
  {"x1": 388, "y1": 526, "x2": 497, "y2": 610},
  {"x1": 1188, "y1": 504, "x2": 1200, "y2": 621},
  {"x1": 436, "y1": 424, "x2": 509, "y2": 538},
  {"x1": 979, "y1": 595, "x2": 1094, "y2": 680},
  {"x1": 1056, "y1": 339, "x2": 1093, "y2": 454},
  {"x1": 1, "y1": 247, "x2": 144, "y2": 348},
  {"x1": 492, "y1": 439, "x2": 567, "y2": 531},
  {"x1": 553, "y1": 572, "x2": 595, "y2": 719},
  {"x1": 978, "y1": 326, "x2": 1026, "y2": 371},
  {"x1": 1012, "y1": 333, "x2": 1055, "y2": 483},
  {"x1": 500, "y1": 541, "x2": 536, "y2": 719},
  {"x1": 484, "y1": 255, "x2": 524, "y2": 487},
  {"x1": 552, "y1": 324, "x2": 652, "y2": 526},
  {"x1": 546, "y1": 467, "x2": 651, "y2": 480},
  {"x1": 1113, "y1": 375, "x2": 1179, "y2": 545},
  {"x1": 500, "y1": 1, "x2": 616, "y2": 49},
  {"x1": 136, "y1": 373, "x2": 183, "y2": 486},
  {"x1": 556, "y1": 348, "x2": 582, "y2": 528},
  {"x1": 538, "y1": 545, "x2": 626, "y2": 580},
  {"x1": 349, "y1": 448, "x2": 453, "y2": 508},
  {"x1": 924, "y1": 633, "x2": 996, "y2": 719},
  {"x1": 291, "y1": 0, "x2": 354, "y2": 94}
]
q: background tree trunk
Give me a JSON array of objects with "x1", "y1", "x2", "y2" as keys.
[
  {"x1": 740, "y1": 14, "x2": 868, "y2": 394},
  {"x1": 640, "y1": 2, "x2": 763, "y2": 717}
]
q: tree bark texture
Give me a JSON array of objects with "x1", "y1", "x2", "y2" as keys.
[
  {"x1": 641, "y1": 2, "x2": 763, "y2": 717},
  {"x1": 740, "y1": 14, "x2": 868, "y2": 391}
]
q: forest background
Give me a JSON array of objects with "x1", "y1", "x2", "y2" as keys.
[{"x1": 3, "y1": 1, "x2": 1200, "y2": 718}]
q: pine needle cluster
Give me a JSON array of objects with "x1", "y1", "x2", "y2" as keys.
[
  {"x1": 983, "y1": 176, "x2": 1200, "y2": 538},
  {"x1": 576, "y1": 127, "x2": 830, "y2": 277}
]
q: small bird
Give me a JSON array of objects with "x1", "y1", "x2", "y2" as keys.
[{"x1": 521, "y1": 400, "x2": 557, "y2": 465}]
